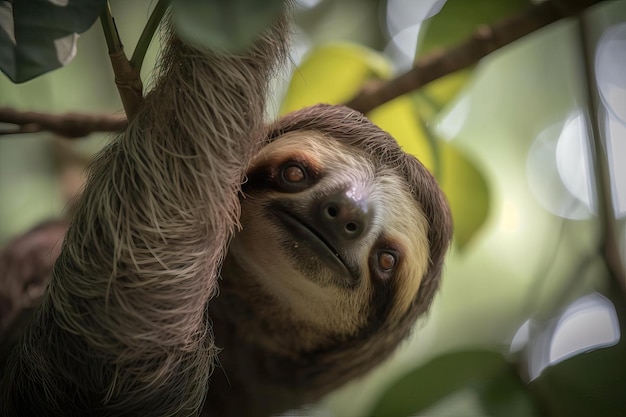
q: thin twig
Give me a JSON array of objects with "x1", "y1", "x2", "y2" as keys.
[
  {"x1": 100, "y1": 2, "x2": 144, "y2": 119},
  {"x1": 100, "y1": 2, "x2": 124, "y2": 54},
  {"x1": 130, "y1": 0, "x2": 170, "y2": 72},
  {"x1": 0, "y1": 108, "x2": 126, "y2": 138},
  {"x1": 345, "y1": 0, "x2": 607, "y2": 114}
]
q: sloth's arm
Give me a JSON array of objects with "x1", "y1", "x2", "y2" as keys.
[{"x1": 0, "y1": 14, "x2": 289, "y2": 417}]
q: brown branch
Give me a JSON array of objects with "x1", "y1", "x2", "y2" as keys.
[
  {"x1": 100, "y1": 3, "x2": 144, "y2": 119},
  {"x1": 0, "y1": 108, "x2": 127, "y2": 138},
  {"x1": 108, "y1": 50, "x2": 144, "y2": 119},
  {"x1": 0, "y1": 0, "x2": 608, "y2": 138},
  {"x1": 345, "y1": 0, "x2": 607, "y2": 114}
]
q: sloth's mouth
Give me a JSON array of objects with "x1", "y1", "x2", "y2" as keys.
[{"x1": 273, "y1": 208, "x2": 353, "y2": 279}]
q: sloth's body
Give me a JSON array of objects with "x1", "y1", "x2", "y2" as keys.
[{"x1": 0, "y1": 4, "x2": 451, "y2": 417}]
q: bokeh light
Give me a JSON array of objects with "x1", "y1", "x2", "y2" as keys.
[
  {"x1": 384, "y1": 0, "x2": 446, "y2": 70},
  {"x1": 524, "y1": 293, "x2": 620, "y2": 381},
  {"x1": 526, "y1": 112, "x2": 595, "y2": 220},
  {"x1": 595, "y1": 23, "x2": 626, "y2": 124}
]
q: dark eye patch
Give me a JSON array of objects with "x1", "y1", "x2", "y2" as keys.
[{"x1": 243, "y1": 154, "x2": 321, "y2": 194}]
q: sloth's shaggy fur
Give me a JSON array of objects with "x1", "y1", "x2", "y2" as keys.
[{"x1": 0, "y1": 13, "x2": 289, "y2": 417}]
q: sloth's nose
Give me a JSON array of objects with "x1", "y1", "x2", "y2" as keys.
[{"x1": 317, "y1": 186, "x2": 372, "y2": 242}]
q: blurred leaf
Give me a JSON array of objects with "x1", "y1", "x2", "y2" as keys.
[
  {"x1": 172, "y1": 0, "x2": 284, "y2": 51},
  {"x1": 530, "y1": 340, "x2": 626, "y2": 417},
  {"x1": 280, "y1": 43, "x2": 392, "y2": 114},
  {"x1": 369, "y1": 96, "x2": 435, "y2": 172},
  {"x1": 419, "y1": 70, "x2": 471, "y2": 112},
  {"x1": 409, "y1": 72, "x2": 472, "y2": 178},
  {"x1": 372, "y1": 95, "x2": 489, "y2": 250},
  {"x1": 477, "y1": 370, "x2": 537, "y2": 417},
  {"x1": 418, "y1": 0, "x2": 528, "y2": 57},
  {"x1": 368, "y1": 350, "x2": 509, "y2": 417},
  {"x1": 0, "y1": 0, "x2": 106, "y2": 83},
  {"x1": 406, "y1": 73, "x2": 488, "y2": 250},
  {"x1": 440, "y1": 142, "x2": 489, "y2": 250},
  {"x1": 279, "y1": 43, "x2": 429, "y2": 163}
]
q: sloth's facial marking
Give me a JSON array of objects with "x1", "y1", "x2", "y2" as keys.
[{"x1": 231, "y1": 130, "x2": 430, "y2": 344}]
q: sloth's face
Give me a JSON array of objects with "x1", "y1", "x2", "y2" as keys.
[{"x1": 227, "y1": 131, "x2": 430, "y2": 349}]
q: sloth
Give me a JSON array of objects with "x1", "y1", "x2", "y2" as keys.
[
  {"x1": 0, "y1": 3, "x2": 451, "y2": 417},
  {"x1": 205, "y1": 108, "x2": 452, "y2": 416}
]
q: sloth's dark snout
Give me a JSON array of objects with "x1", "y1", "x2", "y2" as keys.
[{"x1": 314, "y1": 185, "x2": 373, "y2": 245}]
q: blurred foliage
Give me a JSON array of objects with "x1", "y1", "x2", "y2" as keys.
[
  {"x1": 280, "y1": 43, "x2": 392, "y2": 112},
  {"x1": 362, "y1": 1, "x2": 626, "y2": 415},
  {"x1": 172, "y1": 0, "x2": 284, "y2": 50},
  {"x1": 368, "y1": 350, "x2": 536, "y2": 417},
  {"x1": 530, "y1": 337, "x2": 626, "y2": 417},
  {"x1": 437, "y1": 142, "x2": 490, "y2": 249}
]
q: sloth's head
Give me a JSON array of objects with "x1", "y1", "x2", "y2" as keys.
[{"x1": 223, "y1": 104, "x2": 451, "y2": 384}]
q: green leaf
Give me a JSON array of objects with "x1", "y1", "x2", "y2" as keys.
[
  {"x1": 0, "y1": 0, "x2": 107, "y2": 83},
  {"x1": 172, "y1": 0, "x2": 284, "y2": 51},
  {"x1": 439, "y1": 142, "x2": 490, "y2": 250},
  {"x1": 418, "y1": 70, "x2": 471, "y2": 112},
  {"x1": 477, "y1": 370, "x2": 537, "y2": 417},
  {"x1": 280, "y1": 43, "x2": 392, "y2": 114},
  {"x1": 369, "y1": 96, "x2": 436, "y2": 172},
  {"x1": 371, "y1": 95, "x2": 489, "y2": 250},
  {"x1": 530, "y1": 341, "x2": 626, "y2": 417},
  {"x1": 367, "y1": 350, "x2": 509, "y2": 417},
  {"x1": 279, "y1": 43, "x2": 432, "y2": 167}
]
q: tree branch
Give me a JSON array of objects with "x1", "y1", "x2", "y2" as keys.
[
  {"x1": 345, "y1": 0, "x2": 607, "y2": 114},
  {"x1": 0, "y1": 0, "x2": 608, "y2": 137},
  {"x1": 0, "y1": 108, "x2": 126, "y2": 138}
]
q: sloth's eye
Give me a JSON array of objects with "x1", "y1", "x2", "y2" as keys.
[
  {"x1": 378, "y1": 251, "x2": 397, "y2": 272},
  {"x1": 370, "y1": 248, "x2": 399, "y2": 282},
  {"x1": 275, "y1": 160, "x2": 318, "y2": 193},
  {"x1": 282, "y1": 163, "x2": 306, "y2": 183}
]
